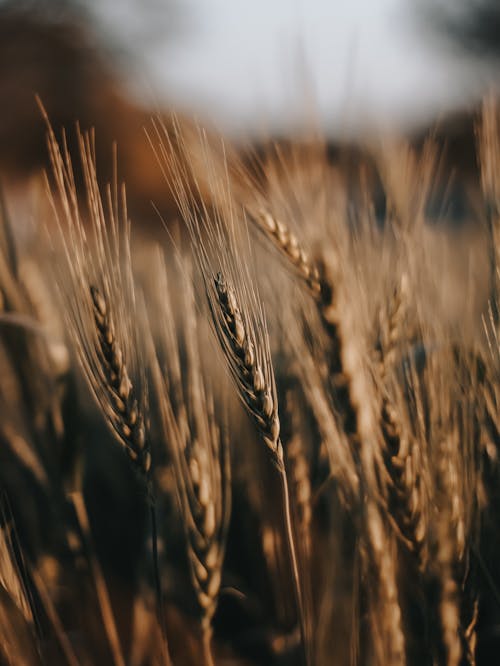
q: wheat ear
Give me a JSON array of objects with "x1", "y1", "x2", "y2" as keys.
[
  {"x1": 246, "y1": 210, "x2": 368, "y2": 463},
  {"x1": 150, "y1": 251, "x2": 231, "y2": 665},
  {"x1": 211, "y1": 270, "x2": 308, "y2": 662},
  {"x1": 320, "y1": 259, "x2": 407, "y2": 665},
  {"x1": 377, "y1": 277, "x2": 427, "y2": 565},
  {"x1": 212, "y1": 273, "x2": 282, "y2": 465},
  {"x1": 44, "y1": 124, "x2": 151, "y2": 475},
  {"x1": 250, "y1": 210, "x2": 322, "y2": 296},
  {"x1": 251, "y1": 209, "x2": 406, "y2": 663},
  {"x1": 89, "y1": 285, "x2": 150, "y2": 476},
  {"x1": 44, "y1": 122, "x2": 172, "y2": 662},
  {"x1": 381, "y1": 401, "x2": 427, "y2": 563},
  {"x1": 435, "y1": 430, "x2": 463, "y2": 666},
  {"x1": 168, "y1": 152, "x2": 309, "y2": 655},
  {"x1": 283, "y1": 388, "x2": 312, "y2": 564}
]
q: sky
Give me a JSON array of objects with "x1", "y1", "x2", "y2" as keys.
[
  {"x1": 142, "y1": 0, "x2": 493, "y2": 136},
  {"x1": 26, "y1": 0, "x2": 500, "y2": 137}
]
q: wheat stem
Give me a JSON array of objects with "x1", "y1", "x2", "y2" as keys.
[{"x1": 71, "y1": 491, "x2": 125, "y2": 666}]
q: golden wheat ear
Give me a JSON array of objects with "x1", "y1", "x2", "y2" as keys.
[
  {"x1": 247, "y1": 209, "x2": 322, "y2": 297},
  {"x1": 205, "y1": 268, "x2": 310, "y2": 661},
  {"x1": 147, "y1": 250, "x2": 231, "y2": 665},
  {"x1": 44, "y1": 124, "x2": 151, "y2": 481},
  {"x1": 243, "y1": 208, "x2": 374, "y2": 471},
  {"x1": 150, "y1": 121, "x2": 311, "y2": 663},
  {"x1": 88, "y1": 284, "x2": 150, "y2": 475},
  {"x1": 247, "y1": 204, "x2": 408, "y2": 663},
  {"x1": 44, "y1": 121, "x2": 176, "y2": 663},
  {"x1": 200, "y1": 247, "x2": 311, "y2": 662},
  {"x1": 374, "y1": 276, "x2": 428, "y2": 567}
]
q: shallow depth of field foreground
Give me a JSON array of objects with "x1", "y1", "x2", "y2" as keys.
[{"x1": 1, "y1": 96, "x2": 500, "y2": 666}]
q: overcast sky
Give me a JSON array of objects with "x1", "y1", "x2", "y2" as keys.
[{"x1": 44, "y1": 0, "x2": 500, "y2": 136}]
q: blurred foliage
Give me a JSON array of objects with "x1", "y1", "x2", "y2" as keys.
[{"x1": 418, "y1": 0, "x2": 500, "y2": 59}]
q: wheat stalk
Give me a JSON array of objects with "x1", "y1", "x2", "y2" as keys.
[
  {"x1": 44, "y1": 124, "x2": 150, "y2": 475},
  {"x1": 148, "y1": 250, "x2": 231, "y2": 665},
  {"x1": 247, "y1": 207, "x2": 407, "y2": 663},
  {"x1": 43, "y1": 122, "x2": 174, "y2": 664},
  {"x1": 209, "y1": 268, "x2": 309, "y2": 657},
  {"x1": 153, "y1": 125, "x2": 310, "y2": 657}
]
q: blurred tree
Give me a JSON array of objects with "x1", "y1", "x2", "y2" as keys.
[
  {"x1": 419, "y1": 0, "x2": 500, "y2": 58},
  {"x1": 0, "y1": 0, "x2": 187, "y2": 228}
]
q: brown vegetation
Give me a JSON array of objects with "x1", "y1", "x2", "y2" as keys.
[
  {"x1": 0, "y1": 94, "x2": 497, "y2": 666},
  {"x1": 1, "y1": 11, "x2": 500, "y2": 664}
]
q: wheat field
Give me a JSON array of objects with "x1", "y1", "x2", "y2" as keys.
[{"x1": 0, "y1": 98, "x2": 499, "y2": 666}]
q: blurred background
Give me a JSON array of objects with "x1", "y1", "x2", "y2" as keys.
[{"x1": 0, "y1": 0, "x2": 499, "y2": 226}]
